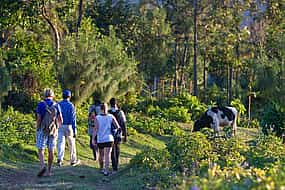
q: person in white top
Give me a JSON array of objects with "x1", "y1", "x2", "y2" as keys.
[{"x1": 92, "y1": 103, "x2": 120, "y2": 176}]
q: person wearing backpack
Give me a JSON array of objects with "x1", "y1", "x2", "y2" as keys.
[
  {"x1": 36, "y1": 88, "x2": 62, "y2": 177},
  {"x1": 88, "y1": 98, "x2": 101, "y2": 160},
  {"x1": 57, "y1": 90, "x2": 80, "y2": 167},
  {"x1": 108, "y1": 98, "x2": 127, "y2": 173},
  {"x1": 92, "y1": 103, "x2": 120, "y2": 176}
]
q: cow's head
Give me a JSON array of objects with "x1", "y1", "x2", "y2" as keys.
[{"x1": 193, "y1": 114, "x2": 213, "y2": 132}]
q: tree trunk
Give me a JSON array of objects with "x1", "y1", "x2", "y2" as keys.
[
  {"x1": 180, "y1": 38, "x2": 188, "y2": 94},
  {"x1": 41, "y1": 0, "x2": 61, "y2": 60},
  {"x1": 174, "y1": 39, "x2": 178, "y2": 95},
  {"x1": 76, "y1": 0, "x2": 84, "y2": 33},
  {"x1": 193, "y1": 0, "x2": 198, "y2": 96},
  {"x1": 228, "y1": 65, "x2": 233, "y2": 104},
  {"x1": 203, "y1": 54, "x2": 207, "y2": 90}
]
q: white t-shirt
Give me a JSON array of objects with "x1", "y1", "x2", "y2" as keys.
[{"x1": 96, "y1": 114, "x2": 114, "y2": 143}]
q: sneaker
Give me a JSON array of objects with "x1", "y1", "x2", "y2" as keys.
[
  {"x1": 100, "y1": 169, "x2": 105, "y2": 174},
  {"x1": 103, "y1": 171, "x2": 109, "y2": 176},
  {"x1": 71, "y1": 160, "x2": 80, "y2": 166},
  {"x1": 57, "y1": 160, "x2": 63, "y2": 167},
  {"x1": 37, "y1": 167, "x2": 46, "y2": 177}
]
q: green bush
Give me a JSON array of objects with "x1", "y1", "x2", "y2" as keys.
[
  {"x1": 261, "y1": 102, "x2": 285, "y2": 137},
  {"x1": 130, "y1": 147, "x2": 171, "y2": 171},
  {"x1": 128, "y1": 113, "x2": 183, "y2": 136},
  {"x1": 0, "y1": 107, "x2": 37, "y2": 162},
  {"x1": 167, "y1": 133, "x2": 213, "y2": 173},
  {"x1": 0, "y1": 107, "x2": 35, "y2": 145},
  {"x1": 210, "y1": 138, "x2": 248, "y2": 167},
  {"x1": 246, "y1": 135, "x2": 285, "y2": 168},
  {"x1": 183, "y1": 165, "x2": 285, "y2": 190},
  {"x1": 239, "y1": 118, "x2": 260, "y2": 128}
]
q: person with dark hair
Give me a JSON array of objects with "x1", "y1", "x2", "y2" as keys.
[
  {"x1": 88, "y1": 97, "x2": 101, "y2": 160},
  {"x1": 57, "y1": 90, "x2": 80, "y2": 167},
  {"x1": 92, "y1": 103, "x2": 120, "y2": 176},
  {"x1": 36, "y1": 88, "x2": 62, "y2": 177},
  {"x1": 108, "y1": 97, "x2": 127, "y2": 173}
]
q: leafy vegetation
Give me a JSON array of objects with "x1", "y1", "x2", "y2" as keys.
[{"x1": 0, "y1": 0, "x2": 284, "y2": 189}]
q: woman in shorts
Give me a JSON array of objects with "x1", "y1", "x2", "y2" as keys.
[{"x1": 92, "y1": 103, "x2": 120, "y2": 176}]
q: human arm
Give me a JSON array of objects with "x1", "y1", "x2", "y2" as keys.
[
  {"x1": 112, "y1": 115, "x2": 121, "y2": 130},
  {"x1": 92, "y1": 118, "x2": 99, "y2": 146},
  {"x1": 36, "y1": 113, "x2": 42, "y2": 130},
  {"x1": 56, "y1": 104, "x2": 63, "y2": 128},
  {"x1": 71, "y1": 104, "x2": 77, "y2": 138},
  {"x1": 120, "y1": 111, "x2": 127, "y2": 142}
]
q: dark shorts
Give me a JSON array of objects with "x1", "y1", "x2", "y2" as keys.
[{"x1": 97, "y1": 142, "x2": 113, "y2": 149}]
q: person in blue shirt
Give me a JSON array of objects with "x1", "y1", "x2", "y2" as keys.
[
  {"x1": 57, "y1": 90, "x2": 80, "y2": 167},
  {"x1": 36, "y1": 88, "x2": 62, "y2": 177}
]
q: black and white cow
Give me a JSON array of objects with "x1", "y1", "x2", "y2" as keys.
[{"x1": 193, "y1": 106, "x2": 238, "y2": 136}]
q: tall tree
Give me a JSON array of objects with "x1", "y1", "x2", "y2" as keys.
[{"x1": 59, "y1": 19, "x2": 138, "y2": 105}]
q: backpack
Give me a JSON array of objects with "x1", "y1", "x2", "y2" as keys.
[
  {"x1": 87, "y1": 105, "x2": 100, "y2": 136},
  {"x1": 108, "y1": 109, "x2": 125, "y2": 140},
  {"x1": 40, "y1": 101, "x2": 58, "y2": 136}
]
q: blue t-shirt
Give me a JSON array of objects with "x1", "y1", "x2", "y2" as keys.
[
  {"x1": 58, "y1": 99, "x2": 76, "y2": 131},
  {"x1": 36, "y1": 98, "x2": 61, "y2": 119}
]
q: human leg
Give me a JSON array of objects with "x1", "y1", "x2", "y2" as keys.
[
  {"x1": 57, "y1": 126, "x2": 66, "y2": 165},
  {"x1": 47, "y1": 135, "x2": 57, "y2": 176},
  {"x1": 36, "y1": 130, "x2": 47, "y2": 177},
  {"x1": 66, "y1": 125, "x2": 79, "y2": 165},
  {"x1": 104, "y1": 146, "x2": 112, "y2": 175},
  {"x1": 47, "y1": 148, "x2": 54, "y2": 176},
  {"x1": 90, "y1": 136, "x2": 98, "y2": 160},
  {"x1": 98, "y1": 148, "x2": 104, "y2": 171},
  {"x1": 37, "y1": 149, "x2": 46, "y2": 177},
  {"x1": 67, "y1": 135, "x2": 79, "y2": 165},
  {"x1": 111, "y1": 141, "x2": 120, "y2": 171}
]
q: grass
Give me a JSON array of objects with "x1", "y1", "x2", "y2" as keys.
[
  {"x1": 0, "y1": 122, "x2": 260, "y2": 190},
  {"x1": 0, "y1": 127, "x2": 168, "y2": 190}
]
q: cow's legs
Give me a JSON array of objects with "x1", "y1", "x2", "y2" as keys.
[{"x1": 212, "y1": 117, "x2": 220, "y2": 137}]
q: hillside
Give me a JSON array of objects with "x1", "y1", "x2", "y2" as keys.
[
  {"x1": 0, "y1": 128, "x2": 167, "y2": 190},
  {"x1": 0, "y1": 125, "x2": 262, "y2": 190}
]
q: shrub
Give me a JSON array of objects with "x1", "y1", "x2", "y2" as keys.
[
  {"x1": 130, "y1": 147, "x2": 171, "y2": 171},
  {"x1": 167, "y1": 132, "x2": 213, "y2": 173},
  {"x1": 246, "y1": 135, "x2": 285, "y2": 168},
  {"x1": 210, "y1": 138, "x2": 248, "y2": 167},
  {"x1": 261, "y1": 102, "x2": 285, "y2": 137},
  {"x1": 0, "y1": 107, "x2": 35, "y2": 145},
  {"x1": 128, "y1": 113, "x2": 182, "y2": 136}
]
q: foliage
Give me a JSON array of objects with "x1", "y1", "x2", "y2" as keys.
[
  {"x1": 246, "y1": 135, "x2": 285, "y2": 168},
  {"x1": 167, "y1": 132, "x2": 213, "y2": 173},
  {"x1": 203, "y1": 84, "x2": 228, "y2": 106},
  {"x1": 0, "y1": 107, "x2": 36, "y2": 162},
  {"x1": 230, "y1": 98, "x2": 246, "y2": 116},
  {"x1": 261, "y1": 102, "x2": 285, "y2": 137},
  {"x1": 146, "y1": 105, "x2": 190, "y2": 123},
  {"x1": 59, "y1": 19, "x2": 138, "y2": 105},
  {"x1": 210, "y1": 138, "x2": 247, "y2": 168},
  {"x1": 0, "y1": 51, "x2": 11, "y2": 111},
  {"x1": 130, "y1": 147, "x2": 171, "y2": 171},
  {"x1": 127, "y1": 113, "x2": 183, "y2": 136},
  {"x1": 0, "y1": 107, "x2": 35, "y2": 145},
  {"x1": 140, "y1": 93, "x2": 207, "y2": 122},
  {"x1": 182, "y1": 165, "x2": 285, "y2": 190},
  {"x1": 239, "y1": 118, "x2": 260, "y2": 128}
]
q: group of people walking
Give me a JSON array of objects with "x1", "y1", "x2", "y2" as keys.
[{"x1": 35, "y1": 88, "x2": 127, "y2": 177}]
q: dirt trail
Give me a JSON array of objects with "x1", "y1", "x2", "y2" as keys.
[{"x1": 0, "y1": 162, "x2": 117, "y2": 190}]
